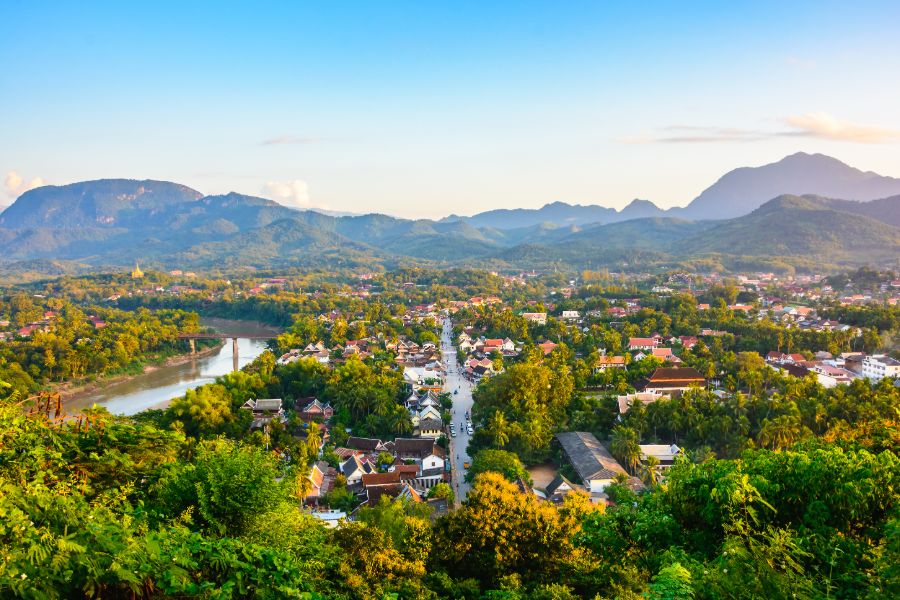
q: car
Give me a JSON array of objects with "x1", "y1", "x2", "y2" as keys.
[
  {"x1": 451, "y1": 430, "x2": 457, "y2": 437},
  {"x1": 466, "y1": 426, "x2": 474, "y2": 435},
  {"x1": 463, "y1": 461, "x2": 470, "y2": 470}
]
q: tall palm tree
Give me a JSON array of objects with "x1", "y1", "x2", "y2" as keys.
[
  {"x1": 641, "y1": 455, "x2": 661, "y2": 487},
  {"x1": 757, "y1": 415, "x2": 806, "y2": 450},
  {"x1": 610, "y1": 427, "x2": 642, "y2": 474},
  {"x1": 487, "y1": 410, "x2": 510, "y2": 449}
]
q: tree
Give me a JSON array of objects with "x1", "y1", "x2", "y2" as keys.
[
  {"x1": 610, "y1": 426, "x2": 642, "y2": 474},
  {"x1": 157, "y1": 438, "x2": 284, "y2": 536},
  {"x1": 757, "y1": 415, "x2": 809, "y2": 450},
  {"x1": 641, "y1": 455, "x2": 661, "y2": 487},
  {"x1": 427, "y1": 482, "x2": 455, "y2": 504},
  {"x1": 167, "y1": 384, "x2": 233, "y2": 436},
  {"x1": 465, "y1": 449, "x2": 531, "y2": 484},
  {"x1": 432, "y1": 472, "x2": 578, "y2": 587}
]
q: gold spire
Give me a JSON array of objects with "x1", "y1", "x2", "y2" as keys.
[{"x1": 131, "y1": 262, "x2": 144, "y2": 279}]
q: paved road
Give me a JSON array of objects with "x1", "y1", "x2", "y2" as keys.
[{"x1": 441, "y1": 317, "x2": 475, "y2": 502}]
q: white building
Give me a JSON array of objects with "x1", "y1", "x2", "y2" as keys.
[{"x1": 862, "y1": 355, "x2": 900, "y2": 381}]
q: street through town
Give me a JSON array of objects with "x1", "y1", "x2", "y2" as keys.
[{"x1": 442, "y1": 316, "x2": 475, "y2": 502}]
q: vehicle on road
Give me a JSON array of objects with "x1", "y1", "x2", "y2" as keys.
[
  {"x1": 467, "y1": 425, "x2": 474, "y2": 435},
  {"x1": 463, "y1": 461, "x2": 470, "y2": 470},
  {"x1": 451, "y1": 430, "x2": 456, "y2": 437},
  {"x1": 454, "y1": 390, "x2": 458, "y2": 395}
]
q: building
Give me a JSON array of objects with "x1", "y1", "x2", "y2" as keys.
[
  {"x1": 628, "y1": 337, "x2": 657, "y2": 351},
  {"x1": 637, "y1": 367, "x2": 705, "y2": 395},
  {"x1": 240, "y1": 398, "x2": 286, "y2": 430},
  {"x1": 862, "y1": 355, "x2": 900, "y2": 381},
  {"x1": 616, "y1": 391, "x2": 666, "y2": 415},
  {"x1": 298, "y1": 398, "x2": 334, "y2": 422},
  {"x1": 638, "y1": 444, "x2": 683, "y2": 470},
  {"x1": 555, "y1": 431, "x2": 628, "y2": 494},
  {"x1": 522, "y1": 312, "x2": 547, "y2": 325},
  {"x1": 131, "y1": 262, "x2": 144, "y2": 279}
]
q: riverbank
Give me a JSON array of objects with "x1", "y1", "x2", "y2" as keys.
[{"x1": 55, "y1": 341, "x2": 225, "y2": 404}]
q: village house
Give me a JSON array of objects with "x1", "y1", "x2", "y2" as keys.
[
  {"x1": 298, "y1": 398, "x2": 334, "y2": 422},
  {"x1": 240, "y1": 398, "x2": 286, "y2": 430},
  {"x1": 555, "y1": 431, "x2": 629, "y2": 495},
  {"x1": 339, "y1": 454, "x2": 376, "y2": 486},
  {"x1": 639, "y1": 444, "x2": 683, "y2": 470},
  {"x1": 522, "y1": 312, "x2": 547, "y2": 325},
  {"x1": 593, "y1": 355, "x2": 626, "y2": 372},
  {"x1": 617, "y1": 391, "x2": 666, "y2": 416},
  {"x1": 628, "y1": 337, "x2": 658, "y2": 351},
  {"x1": 636, "y1": 367, "x2": 706, "y2": 395}
]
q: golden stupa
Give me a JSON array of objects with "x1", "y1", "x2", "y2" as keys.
[{"x1": 131, "y1": 262, "x2": 144, "y2": 279}]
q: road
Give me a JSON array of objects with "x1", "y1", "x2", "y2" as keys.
[{"x1": 441, "y1": 317, "x2": 475, "y2": 502}]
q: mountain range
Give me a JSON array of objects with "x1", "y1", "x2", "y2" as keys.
[{"x1": 1, "y1": 153, "x2": 899, "y2": 276}]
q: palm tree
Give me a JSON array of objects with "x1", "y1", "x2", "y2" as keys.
[
  {"x1": 487, "y1": 410, "x2": 510, "y2": 448},
  {"x1": 757, "y1": 415, "x2": 806, "y2": 450},
  {"x1": 641, "y1": 455, "x2": 661, "y2": 487},
  {"x1": 610, "y1": 426, "x2": 642, "y2": 474}
]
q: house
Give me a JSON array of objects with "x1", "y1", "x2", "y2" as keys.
[
  {"x1": 538, "y1": 340, "x2": 558, "y2": 355},
  {"x1": 309, "y1": 510, "x2": 346, "y2": 528},
  {"x1": 594, "y1": 355, "x2": 626, "y2": 372},
  {"x1": 628, "y1": 337, "x2": 657, "y2": 351},
  {"x1": 363, "y1": 482, "x2": 423, "y2": 507},
  {"x1": 346, "y1": 436, "x2": 389, "y2": 453},
  {"x1": 394, "y1": 438, "x2": 445, "y2": 470},
  {"x1": 862, "y1": 355, "x2": 900, "y2": 381},
  {"x1": 416, "y1": 418, "x2": 444, "y2": 439},
  {"x1": 298, "y1": 398, "x2": 334, "y2": 422},
  {"x1": 561, "y1": 310, "x2": 581, "y2": 321},
  {"x1": 617, "y1": 391, "x2": 666, "y2": 415},
  {"x1": 555, "y1": 431, "x2": 628, "y2": 494},
  {"x1": 340, "y1": 454, "x2": 375, "y2": 485},
  {"x1": 522, "y1": 312, "x2": 547, "y2": 325},
  {"x1": 240, "y1": 398, "x2": 286, "y2": 430},
  {"x1": 544, "y1": 474, "x2": 579, "y2": 504},
  {"x1": 637, "y1": 367, "x2": 705, "y2": 395},
  {"x1": 305, "y1": 461, "x2": 336, "y2": 504},
  {"x1": 639, "y1": 444, "x2": 682, "y2": 470},
  {"x1": 651, "y1": 347, "x2": 681, "y2": 364},
  {"x1": 678, "y1": 336, "x2": 698, "y2": 349}
]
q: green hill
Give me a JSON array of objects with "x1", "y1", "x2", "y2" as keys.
[{"x1": 674, "y1": 195, "x2": 900, "y2": 261}]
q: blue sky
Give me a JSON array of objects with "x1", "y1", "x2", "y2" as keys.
[{"x1": 2, "y1": 1, "x2": 900, "y2": 217}]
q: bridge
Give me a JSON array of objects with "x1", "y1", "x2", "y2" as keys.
[{"x1": 177, "y1": 332, "x2": 277, "y2": 371}]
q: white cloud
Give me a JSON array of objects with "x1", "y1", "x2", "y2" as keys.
[
  {"x1": 4, "y1": 170, "x2": 45, "y2": 199},
  {"x1": 262, "y1": 179, "x2": 325, "y2": 210},
  {"x1": 784, "y1": 112, "x2": 900, "y2": 144}
]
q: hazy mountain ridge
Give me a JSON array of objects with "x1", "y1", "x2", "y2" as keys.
[{"x1": 2, "y1": 155, "x2": 900, "y2": 272}]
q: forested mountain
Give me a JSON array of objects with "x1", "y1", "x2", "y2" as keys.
[
  {"x1": 2, "y1": 170, "x2": 900, "y2": 274},
  {"x1": 674, "y1": 195, "x2": 900, "y2": 260}
]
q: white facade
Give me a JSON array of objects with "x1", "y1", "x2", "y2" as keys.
[{"x1": 862, "y1": 355, "x2": 900, "y2": 381}]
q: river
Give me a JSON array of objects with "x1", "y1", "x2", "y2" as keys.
[{"x1": 63, "y1": 318, "x2": 280, "y2": 416}]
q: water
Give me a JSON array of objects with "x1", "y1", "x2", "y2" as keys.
[{"x1": 63, "y1": 319, "x2": 278, "y2": 416}]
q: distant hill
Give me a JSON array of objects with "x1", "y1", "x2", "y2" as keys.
[
  {"x1": 442, "y1": 201, "x2": 618, "y2": 229},
  {"x1": 2, "y1": 168, "x2": 900, "y2": 273},
  {"x1": 677, "y1": 153, "x2": 900, "y2": 220},
  {"x1": 0, "y1": 179, "x2": 203, "y2": 228},
  {"x1": 675, "y1": 195, "x2": 900, "y2": 260}
]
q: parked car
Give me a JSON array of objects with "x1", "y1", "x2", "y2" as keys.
[{"x1": 466, "y1": 425, "x2": 474, "y2": 435}]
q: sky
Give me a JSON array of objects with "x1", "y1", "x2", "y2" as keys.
[{"x1": 2, "y1": 1, "x2": 900, "y2": 218}]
